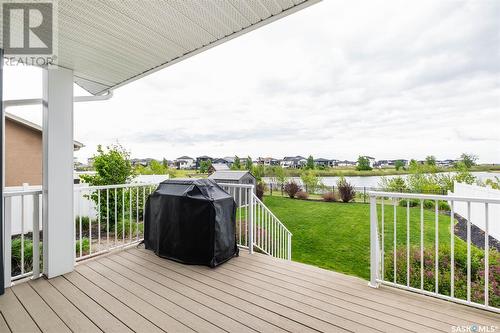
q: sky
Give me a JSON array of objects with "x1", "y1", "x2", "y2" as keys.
[{"x1": 4, "y1": 0, "x2": 500, "y2": 164}]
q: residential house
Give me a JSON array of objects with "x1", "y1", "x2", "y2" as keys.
[
  {"x1": 196, "y1": 155, "x2": 213, "y2": 169},
  {"x1": 337, "y1": 160, "x2": 357, "y2": 167},
  {"x1": 5, "y1": 113, "x2": 83, "y2": 186},
  {"x1": 313, "y1": 158, "x2": 331, "y2": 168},
  {"x1": 130, "y1": 158, "x2": 155, "y2": 167},
  {"x1": 280, "y1": 156, "x2": 307, "y2": 168},
  {"x1": 174, "y1": 156, "x2": 195, "y2": 169},
  {"x1": 257, "y1": 157, "x2": 281, "y2": 166},
  {"x1": 208, "y1": 170, "x2": 256, "y2": 187}
]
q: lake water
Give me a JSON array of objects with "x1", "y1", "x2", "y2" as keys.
[{"x1": 263, "y1": 172, "x2": 497, "y2": 189}]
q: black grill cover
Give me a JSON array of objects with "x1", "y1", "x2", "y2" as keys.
[{"x1": 144, "y1": 179, "x2": 238, "y2": 267}]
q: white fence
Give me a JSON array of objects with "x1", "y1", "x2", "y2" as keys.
[
  {"x1": 369, "y1": 191, "x2": 500, "y2": 314},
  {"x1": 450, "y1": 182, "x2": 500, "y2": 241}
]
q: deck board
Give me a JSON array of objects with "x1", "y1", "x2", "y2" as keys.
[
  {"x1": 1, "y1": 247, "x2": 498, "y2": 333},
  {"x1": 28, "y1": 278, "x2": 101, "y2": 333}
]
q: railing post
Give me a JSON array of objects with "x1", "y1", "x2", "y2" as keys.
[
  {"x1": 287, "y1": 233, "x2": 291, "y2": 261},
  {"x1": 369, "y1": 195, "x2": 380, "y2": 288},
  {"x1": 248, "y1": 188, "x2": 254, "y2": 254},
  {"x1": 3, "y1": 197, "x2": 12, "y2": 288},
  {"x1": 32, "y1": 194, "x2": 40, "y2": 278}
]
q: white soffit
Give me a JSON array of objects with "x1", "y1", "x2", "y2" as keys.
[{"x1": 6, "y1": 0, "x2": 320, "y2": 95}]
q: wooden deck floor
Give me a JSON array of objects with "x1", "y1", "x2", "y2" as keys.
[{"x1": 0, "y1": 248, "x2": 498, "y2": 333}]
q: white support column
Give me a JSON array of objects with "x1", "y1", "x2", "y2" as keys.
[
  {"x1": 42, "y1": 66, "x2": 75, "y2": 278},
  {"x1": 369, "y1": 195, "x2": 380, "y2": 288}
]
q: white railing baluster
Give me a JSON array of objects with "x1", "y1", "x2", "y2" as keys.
[
  {"x1": 450, "y1": 200, "x2": 455, "y2": 298},
  {"x1": 129, "y1": 187, "x2": 132, "y2": 242},
  {"x1": 21, "y1": 194, "x2": 25, "y2": 275},
  {"x1": 367, "y1": 191, "x2": 500, "y2": 314},
  {"x1": 114, "y1": 188, "x2": 118, "y2": 246},
  {"x1": 393, "y1": 199, "x2": 397, "y2": 284},
  {"x1": 467, "y1": 201, "x2": 471, "y2": 303},
  {"x1": 406, "y1": 201, "x2": 410, "y2": 287},
  {"x1": 420, "y1": 200, "x2": 424, "y2": 290},
  {"x1": 78, "y1": 192, "x2": 82, "y2": 258},
  {"x1": 88, "y1": 189, "x2": 92, "y2": 255},
  {"x1": 136, "y1": 188, "x2": 139, "y2": 240},
  {"x1": 484, "y1": 202, "x2": 489, "y2": 307},
  {"x1": 106, "y1": 189, "x2": 110, "y2": 247},
  {"x1": 122, "y1": 189, "x2": 125, "y2": 242},
  {"x1": 98, "y1": 190, "x2": 101, "y2": 249},
  {"x1": 381, "y1": 198, "x2": 385, "y2": 282},
  {"x1": 435, "y1": 200, "x2": 439, "y2": 294},
  {"x1": 32, "y1": 194, "x2": 40, "y2": 278}
]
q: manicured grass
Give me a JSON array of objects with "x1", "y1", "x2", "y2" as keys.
[{"x1": 263, "y1": 196, "x2": 469, "y2": 280}]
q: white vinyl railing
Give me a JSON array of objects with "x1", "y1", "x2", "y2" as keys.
[
  {"x1": 3, "y1": 188, "x2": 42, "y2": 286},
  {"x1": 369, "y1": 191, "x2": 500, "y2": 314},
  {"x1": 73, "y1": 183, "x2": 157, "y2": 261},
  {"x1": 3, "y1": 182, "x2": 290, "y2": 287},
  {"x1": 219, "y1": 183, "x2": 292, "y2": 260}
]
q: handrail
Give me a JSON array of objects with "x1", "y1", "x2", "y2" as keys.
[
  {"x1": 368, "y1": 191, "x2": 500, "y2": 204},
  {"x1": 253, "y1": 194, "x2": 292, "y2": 235},
  {"x1": 4, "y1": 189, "x2": 43, "y2": 197},
  {"x1": 73, "y1": 183, "x2": 157, "y2": 191}
]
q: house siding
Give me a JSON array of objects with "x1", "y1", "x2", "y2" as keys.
[{"x1": 6, "y1": 118, "x2": 43, "y2": 186}]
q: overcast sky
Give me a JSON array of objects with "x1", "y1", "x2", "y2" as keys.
[{"x1": 4, "y1": 0, "x2": 500, "y2": 163}]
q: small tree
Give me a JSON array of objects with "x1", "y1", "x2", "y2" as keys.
[
  {"x1": 356, "y1": 156, "x2": 372, "y2": 171},
  {"x1": 459, "y1": 153, "x2": 478, "y2": 169},
  {"x1": 245, "y1": 156, "x2": 253, "y2": 170},
  {"x1": 300, "y1": 169, "x2": 320, "y2": 193},
  {"x1": 284, "y1": 181, "x2": 300, "y2": 199},
  {"x1": 199, "y1": 160, "x2": 212, "y2": 173},
  {"x1": 80, "y1": 144, "x2": 135, "y2": 225},
  {"x1": 232, "y1": 156, "x2": 241, "y2": 170},
  {"x1": 425, "y1": 155, "x2": 436, "y2": 166},
  {"x1": 394, "y1": 160, "x2": 405, "y2": 171},
  {"x1": 306, "y1": 155, "x2": 315, "y2": 170},
  {"x1": 337, "y1": 177, "x2": 356, "y2": 202}
]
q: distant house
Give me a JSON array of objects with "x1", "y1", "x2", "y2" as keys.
[
  {"x1": 313, "y1": 158, "x2": 331, "y2": 168},
  {"x1": 196, "y1": 155, "x2": 213, "y2": 169},
  {"x1": 437, "y1": 159, "x2": 458, "y2": 167},
  {"x1": 174, "y1": 156, "x2": 195, "y2": 169},
  {"x1": 5, "y1": 113, "x2": 84, "y2": 186},
  {"x1": 208, "y1": 170, "x2": 256, "y2": 188},
  {"x1": 280, "y1": 156, "x2": 307, "y2": 168},
  {"x1": 257, "y1": 157, "x2": 280, "y2": 166},
  {"x1": 131, "y1": 158, "x2": 155, "y2": 167},
  {"x1": 337, "y1": 160, "x2": 356, "y2": 167},
  {"x1": 208, "y1": 163, "x2": 230, "y2": 174}
]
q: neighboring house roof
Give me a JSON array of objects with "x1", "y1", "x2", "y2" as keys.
[
  {"x1": 210, "y1": 163, "x2": 230, "y2": 171},
  {"x1": 208, "y1": 170, "x2": 255, "y2": 181},
  {"x1": 314, "y1": 158, "x2": 330, "y2": 162},
  {"x1": 176, "y1": 156, "x2": 194, "y2": 160},
  {"x1": 6, "y1": 113, "x2": 84, "y2": 150},
  {"x1": 197, "y1": 155, "x2": 212, "y2": 159},
  {"x1": 283, "y1": 156, "x2": 306, "y2": 162},
  {"x1": 223, "y1": 156, "x2": 235, "y2": 163}
]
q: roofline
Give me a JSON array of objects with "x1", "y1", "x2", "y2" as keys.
[
  {"x1": 6, "y1": 112, "x2": 84, "y2": 150},
  {"x1": 98, "y1": 0, "x2": 321, "y2": 95}
]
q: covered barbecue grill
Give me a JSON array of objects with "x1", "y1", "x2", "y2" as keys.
[{"x1": 144, "y1": 179, "x2": 238, "y2": 267}]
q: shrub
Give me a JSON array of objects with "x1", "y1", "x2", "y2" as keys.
[
  {"x1": 116, "y1": 220, "x2": 144, "y2": 238},
  {"x1": 75, "y1": 237, "x2": 90, "y2": 256},
  {"x1": 399, "y1": 199, "x2": 419, "y2": 207},
  {"x1": 384, "y1": 246, "x2": 500, "y2": 307},
  {"x1": 300, "y1": 170, "x2": 320, "y2": 194},
  {"x1": 438, "y1": 201, "x2": 451, "y2": 211},
  {"x1": 296, "y1": 191, "x2": 309, "y2": 200},
  {"x1": 284, "y1": 181, "x2": 301, "y2": 199},
  {"x1": 322, "y1": 191, "x2": 336, "y2": 202},
  {"x1": 11, "y1": 238, "x2": 42, "y2": 275},
  {"x1": 337, "y1": 177, "x2": 356, "y2": 203},
  {"x1": 256, "y1": 182, "x2": 266, "y2": 200}
]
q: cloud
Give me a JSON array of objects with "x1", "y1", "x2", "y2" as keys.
[{"x1": 4, "y1": 0, "x2": 500, "y2": 163}]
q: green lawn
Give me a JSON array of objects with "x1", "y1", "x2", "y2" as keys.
[{"x1": 263, "y1": 196, "x2": 468, "y2": 280}]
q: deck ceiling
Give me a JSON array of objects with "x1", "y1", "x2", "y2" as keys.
[{"x1": 2, "y1": 0, "x2": 319, "y2": 95}]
